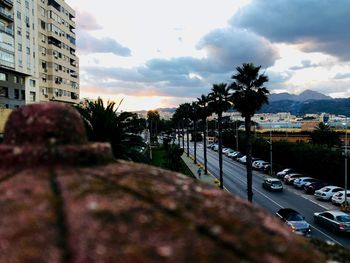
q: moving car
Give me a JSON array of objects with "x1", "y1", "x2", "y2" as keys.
[
  {"x1": 293, "y1": 177, "x2": 318, "y2": 189},
  {"x1": 314, "y1": 186, "x2": 344, "y2": 201},
  {"x1": 331, "y1": 190, "x2": 350, "y2": 205},
  {"x1": 314, "y1": 210, "x2": 350, "y2": 234},
  {"x1": 276, "y1": 168, "x2": 296, "y2": 179},
  {"x1": 284, "y1": 173, "x2": 303, "y2": 185},
  {"x1": 276, "y1": 208, "x2": 311, "y2": 236},
  {"x1": 262, "y1": 178, "x2": 283, "y2": 191}
]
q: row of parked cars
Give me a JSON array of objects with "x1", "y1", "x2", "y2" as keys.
[
  {"x1": 269, "y1": 168, "x2": 350, "y2": 236},
  {"x1": 208, "y1": 143, "x2": 271, "y2": 172},
  {"x1": 276, "y1": 168, "x2": 350, "y2": 206},
  {"x1": 207, "y1": 143, "x2": 350, "y2": 236}
]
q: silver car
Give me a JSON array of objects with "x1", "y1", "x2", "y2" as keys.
[
  {"x1": 276, "y1": 208, "x2": 311, "y2": 236},
  {"x1": 314, "y1": 210, "x2": 350, "y2": 234}
]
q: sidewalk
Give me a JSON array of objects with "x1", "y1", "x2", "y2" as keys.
[{"x1": 181, "y1": 153, "x2": 218, "y2": 187}]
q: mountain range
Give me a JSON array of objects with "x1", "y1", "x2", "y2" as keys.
[{"x1": 152, "y1": 90, "x2": 350, "y2": 116}]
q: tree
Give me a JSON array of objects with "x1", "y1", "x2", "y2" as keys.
[
  {"x1": 230, "y1": 63, "x2": 269, "y2": 202},
  {"x1": 75, "y1": 97, "x2": 148, "y2": 161},
  {"x1": 310, "y1": 122, "x2": 340, "y2": 147},
  {"x1": 197, "y1": 94, "x2": 212, "y2": 174},
  {"x1": 147, "y1": 110, "x2": 160, "y2": 145},
  {"x1": 189, "y1": 102, "x2": 200, "y2": 164},
  {"x1": 178, "y1": 103, "x2": 192, "y2": 157},
  {"x1": 208, "y1": 83, "x2": 232, "y2": 189}
]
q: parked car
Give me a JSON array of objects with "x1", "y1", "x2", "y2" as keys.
[
  {"x1": 284, "y1": 173, "x2": 304, "y2": 185},
  {"x1": 277, "y1": 168, "x2": 296, "y2": 179},
  {"x1": 212, "y1": 145, "x2": 219, "y2": 151},
  {"x1": 314, "y1": 210, "x2": 350, "y2": 234},
  {"x1": 231, "y1": 152, "x2": 243, "y2": 160},
  {"x1": 253, "y1": 160, "x2": 269, "y2": 170},
  {"x1": 222, "y1": 148, "x2": 232, "y2": 154},
  {"x1": 331, "y1": 191, "x2": 350, "y2": 205},
  {"x1": 293, "y1": 177, "x2": 318, "y2": 189},
  {"x1": 276, "y1": 208, "x2": 311, "y2": 236},
  {"x1": 225, "y1": 149, "x2": 236, "y2": 156},
  {"x1": 237, "y1": 155, "x2": 247, "y2": 164},
  {"x1": 314, "y1": 186, "x2": 344, "y2": 201},
  {"x1": 262, "y1": 178, "x2": 283, "y2": 191},
  {"x1": 304, "y1": 181, "x2": 329, "y2": 194}
]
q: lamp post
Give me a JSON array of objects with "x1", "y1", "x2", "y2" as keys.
[
  {"x1": 345, "y1": 117, "x2": 348, "y2": 205},
  {"x1": 235, "y1": 120, "x2": 239, "y2": 151},
  {"x1": 269, "y1": 128, "x2": 273, "y2": 176},
  {"x1": 340, "y1": 115, "x2": 348, "y2": 206}
]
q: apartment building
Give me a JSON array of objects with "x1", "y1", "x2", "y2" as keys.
[
  {"x1": 37, "y1": 0, "x2": 79, "y2": 103},
  {"x1": 0, "y1": 0, "x2": 79, "y2": 109}
]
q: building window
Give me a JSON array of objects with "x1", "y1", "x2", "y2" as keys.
[
  {"x1": 17, "y1": 27, "x2": 21, "y2": 36},
  {"x1": 0, "y1": 87, "x2": 8, "y2": 98},
  {"x1": 41, "y1": 20, "x2": 45, "y2": 30},
  {"x1": 29, "y1": 79, "x2": 36, "y2": 87},
  {"x1": 26, "y1": 31, "x2": 30, "y2": 40},
  {"x1": 40, "y1": 7, "x2": 45, "y2": 17},
  {"x1": 26, "y1": 47, "x2": 30, "y2": 55},
  {"x1": 0, "y1": 73, "x2": 8, "y2": 81},
  {"x1": 18, "y1": 43, "x2": 22, "y2": 51},
  {"x1": 21, "y1": 90, "x2": 25, "y2": 100},
  {"x1": 17, "y1": 11, "x2": 21, "y2": 20},
  {"x1": 14, "y1": 89, "x2": 19, "y2": 99},
  {"x1": 29, "y1": 91, "x2": 36, "y2": 102}
]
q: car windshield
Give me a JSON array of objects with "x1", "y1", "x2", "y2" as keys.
[
  {"x1": 336, "y1": 215, "x2": 350, "y2": 223},
  {"x1": 287, "y1": 213, "x2": 304, "y2": 221}
]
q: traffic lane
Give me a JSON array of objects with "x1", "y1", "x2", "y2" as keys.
[{"x1": 188, "y1": 144, "x2": 350, "y2": 247}]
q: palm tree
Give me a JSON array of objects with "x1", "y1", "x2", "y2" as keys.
[
  {"x1": 178, "y1": 103, "x2": 192, "y2": 157},
  {"x1": 172, "y1": 110, "x2": 182, "y2": 146},
  {"x1": 75, "y1": 97, "x2": 147, "y2": 161},
  {"x1": 208, "y1": 83, "x2": 232, "y2": 189},
  {"x1": 147, "y1": 110, "x2": 160, "y2": 145},
  {"x1": 189, "y1": 102, "x2": 201, "y2": 164},
  {"x1": 197, "y1": 94, "x2": 212, "y2": 174},
  {"x1": 230, "y1": 63, "x2": 269, "y2": 202}
]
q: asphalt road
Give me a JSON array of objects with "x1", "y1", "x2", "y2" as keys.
[{"x1": 188, "y1": 142, "x2": 350, "y2": 248}]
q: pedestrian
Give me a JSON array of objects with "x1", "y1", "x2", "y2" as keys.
[{"x1": 197, "y1": 167, "x2": 202, "y2": 178}]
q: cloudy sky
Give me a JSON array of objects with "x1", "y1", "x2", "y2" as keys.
[{"x1": 66, "y1": 0, "x2": 350, "y2": 111}]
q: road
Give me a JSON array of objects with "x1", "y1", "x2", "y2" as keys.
[{"x1": 188, "y1": 142, "x2": 350, "y2": 248}]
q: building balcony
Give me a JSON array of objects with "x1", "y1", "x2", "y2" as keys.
[
  {"x1": 0, "y1": 7, "x2": 14, "y2": 22},
  {"x1": 2, "y1": 0, "x2": 13, "y2": 8},
  {"x1": 0, "y1": 58, "x2": 14, "y2": 69},
  {"x1": 0, "y1": 24, "x2": 13, "y2": 35},
  {"x1": 0, "y1": 42, "x2": 14, "y2": 53}
]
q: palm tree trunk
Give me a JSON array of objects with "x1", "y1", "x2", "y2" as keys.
[
  {"x1": 182, "y1": 120, "x2": 185, "y2": 149},
  {"x1": 245, "y1": 116, "x2": 253, "y2": 202},
  {"x1": 194, "y1": 119, "x2": 197, "y2": 164},
  {"x1": 203, "y1": 118, "x2": 208, "y2": 174},
  {"x1": 186, "y1": 121, "x2": 190, "y2": 157},
  {"x1": 150, "y1": 121, "x2": 153, "y2": 145},
  {"x1": 177, "y1": 122, "x2": 181, "y2": 146},
  {"x1": 218, "y1": 113, "x2": 223, "y2": 189}
]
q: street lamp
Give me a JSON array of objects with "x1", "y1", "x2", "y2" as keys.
[
  {"x1": 345, "y1": 117, "x2": 348, "y2": 205},
  {"x1": 267, "y1": 128, "x2": 273, "y2": 176},
  {"x1": 341, "y1": 115, "x2": 348, "y2": 206}
]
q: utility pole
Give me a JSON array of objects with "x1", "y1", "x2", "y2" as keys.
[{"x1": 269, "y1": 129, "x2": 273, "y2": 176}]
